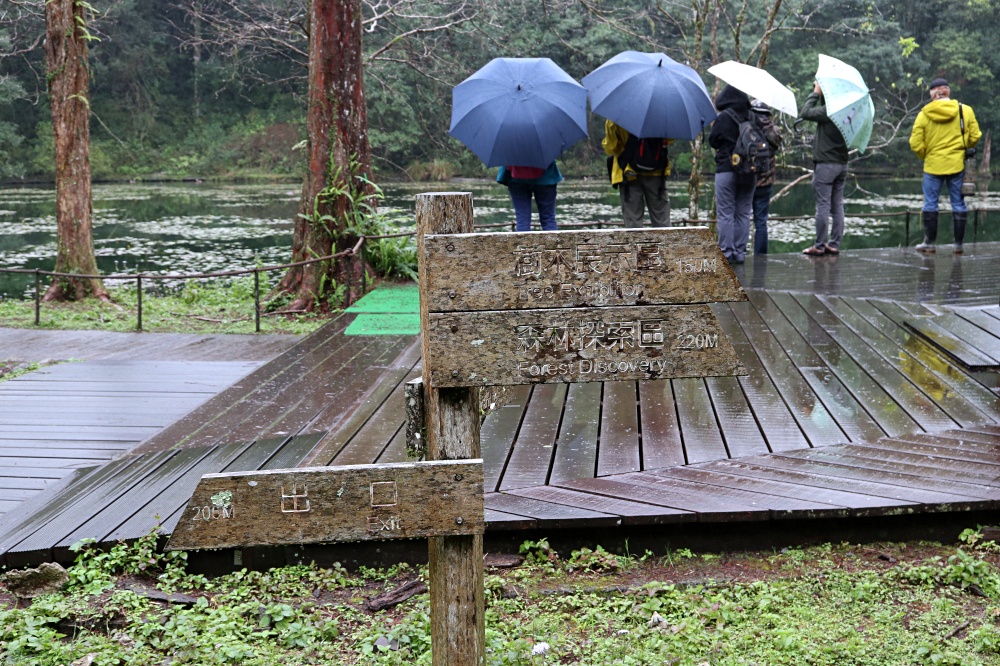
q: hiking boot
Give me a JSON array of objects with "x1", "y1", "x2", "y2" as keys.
[
  {"x1": 802, "y1": 246, "x2": 825, "y2": 256},
  {"x1": 916, "y1": 210, "x2": 938, "y2": 253},
  {"x1": 824, "y1": 244, "x2": 840, "y2": 255},
  {"x1": 954, "y1": 244, "x2": 964, "y2": 255}
]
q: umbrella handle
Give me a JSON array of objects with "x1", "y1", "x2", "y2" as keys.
[{"x1": 793, "y1": 118, "x2": 806, "y2": 132}]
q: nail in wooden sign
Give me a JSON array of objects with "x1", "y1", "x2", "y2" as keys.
[{"x1": 167, "y1": 460, "x2": 484, "y2": 551}]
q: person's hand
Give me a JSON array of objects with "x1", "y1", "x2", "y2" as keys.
[{"x1": 813, "y1": 81, "x2": 822, "y2": 95}]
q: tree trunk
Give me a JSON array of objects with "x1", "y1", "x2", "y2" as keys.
[
  {"x1": 275, "y1": 0, "x2": 372, "y2": 312},
  {"x1": 43, "y1": 0, "x2": 107, "y2": 302}
]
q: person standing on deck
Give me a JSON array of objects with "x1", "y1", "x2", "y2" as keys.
[
  {"x1": 750, "y1": 99, "x2": 783, "y2": 255},
  {"x1": 602, "y1": 120, "x2": 672, "y2": 227},
  {"x1": 709, "y1": 84, "x2": 755, "y2": 264},
  {"x1": 496, "y1": 162, "x2": 563, "y2": 231},
  {"x1": 800, "y1": 81, "x2": 849, "y2": 256},
  {"x1": 909, "y1": 78, "x2": 981, "y2": 254}
]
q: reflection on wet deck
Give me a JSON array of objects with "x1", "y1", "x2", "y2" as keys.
[{"x1": 0, "y1": 243, "x2": 998, "y2": 566}]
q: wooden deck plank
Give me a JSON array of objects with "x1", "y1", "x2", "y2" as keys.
[
  {"x1": 705, "y1": 376, "x2": 770, "y2": 458},
  {"x1": 328, "y1": 368, "x2": 413, "y2": 467},
  {"x1": 483, "y1": 505, "x2": 537, "y2": 530},
  {"x1": 697, "y1": 459, "x2": 986, "y2": 505},
  {"x1": 499, "y1": 384, "x2": 565, "y2": 491},
  {"x1": 485, "y1": 493, "x2": 622, "y2": 528},
  {"x1": 819, "y1": 296, "x2": 994, "y2": 427},
  {"x1": 955, "y1": 308, "x2": 1000, "y2": 340},
  {"x1": 850, "y1": 437, "x2": 1000, "y2": 467},
  {"x1": 932, "y1": 313, "x2": 1000, "y2": 364},
  {"x1": 131, "y1": 318, "x2": 352, "y2": 453},
  {"x1": 597, "y1": 381, "x2": 640, "y2": 477},
  {"x1": 482, "y1": 386, "x2": 531, "y2": 493},
  {"x1": 839, "y1": 298, "x2": 1000, "y2": 422},
  {"x1": 733, "y1": 295, "x2": 855, "y2": 446},
  {"x1": 769, "y1": 291, "x2": 929, "y2": 437},
  {"x1": 903, "y1": 318, "x2": 997, "y2": 369},
  {"x1": 743, "y1": 453, "x2": 998, "y2": 500},
  {"x1": 717, "y1": 304, "x2": 810, "y2": 453},
  {"x1": 637, "y1": 380, "x2": 685, "y2": 469},
  {"x1": 0, "y1": 453, "x2": 175, "y2": 557},
  {"x1": 779, "y1": 447, "x2": 1000, "y2": 488},
  {"x1": 504, "y1": 485, "x2": 691, "y2": 524},
  {"x1": 895, "y1": 430, "x2": 1000, "y2": 451},
  {"x1": 375, "y1": 427, "x2": 410, "y2": 464},
  {"x1": 302, "y1": 341, "x2": 421, "y2": 467},
  {"x1": 656, "y1": 465, "x2": 915, "y2": 514},
  {"x1": 12, "y1": 449, "x2": 213, "y2": 555},
  {"x1": 549, "y1": 382, "x2": 601, "y2": 485},
  {"x1": 260, "y1": 335, "x2": 413, "y2": 443},
  {"x1": 558, "y1": 474, "x2": 769, "y2": 522},
  {"x1": 672, "y1": 378, "x2": 727, "y2": 464}
]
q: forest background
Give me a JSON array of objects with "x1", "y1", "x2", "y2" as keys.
[{"x1": 0, "y1": 0, "x2": 996, "y2": 184}]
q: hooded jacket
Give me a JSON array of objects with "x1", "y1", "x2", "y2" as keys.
[
  {"x1": 602, "y1": 120, "x2": 671, "y2": 186},
  {"x1": 800, "y1": 92, "x2": 849, "y2": 164},
  {"x1": 708, "y1": 85, "x2": 751, "y2": 173},
  {"x1": 909, "y1": 99, "x2": 982, "y2": 176}
]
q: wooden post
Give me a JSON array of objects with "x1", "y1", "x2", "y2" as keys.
[{"x1": 416, "y1": 192, "x2": 484, "y2": 666}]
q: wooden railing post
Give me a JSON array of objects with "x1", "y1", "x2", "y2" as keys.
[{"x1": 416, "y1": 192, "x2": 484, "y2": 666}]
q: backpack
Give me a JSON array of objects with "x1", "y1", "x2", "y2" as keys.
[
  {"x1": 618, "y1": 134, "x2": 669, "y2": 173},
  {"x1": 724, "y1": 109, "x2": 769, "y2": 180}
]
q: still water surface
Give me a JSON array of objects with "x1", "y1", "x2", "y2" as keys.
[{"x1": 1, "y1": 178, "x2": 998, "y2": 298}]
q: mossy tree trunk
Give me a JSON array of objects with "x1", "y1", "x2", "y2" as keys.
[
  {"x1": 43, "y1": 0, "x2": 108, "y2": 302},
  {"x1": 275, "y1": 0, "x2": 372, "y2": 312}
]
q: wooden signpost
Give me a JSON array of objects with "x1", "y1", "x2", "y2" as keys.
[{"x1": 170, "y1": 192, "x2": 749, "y2": 666}]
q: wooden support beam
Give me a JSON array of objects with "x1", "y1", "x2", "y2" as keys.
[{"x1": 416, "y1": 192, "x2": 485, "y2": 666}]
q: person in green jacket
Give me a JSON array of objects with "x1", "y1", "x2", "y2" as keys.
[
  {"x1": 909, "y1": 77, "x2": 982, "y2": 254},
  {"x1": 602, "y1": 120, "x2": 672, "y2": 227},
  {"x1": 800, "y1": 81, "x2": 849, "y2": 256}
]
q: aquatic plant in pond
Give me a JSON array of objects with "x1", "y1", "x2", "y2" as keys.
[{"x1": 2, "y1": 179, "x2": 999, "y2": 299}]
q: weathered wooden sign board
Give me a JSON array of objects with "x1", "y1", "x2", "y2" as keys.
[
  {"x1": 428, "y1": 303, "x2": 743, "y2": 387},
  {"x1": 168, "y1": 460, "x2": 484, "y2": 551},
  {"x1": 422, "y1": 227, "x2": 747, "y2": 388},
  {"x1": 423, "y1": 227, "x2": 745, "y2": 312}
]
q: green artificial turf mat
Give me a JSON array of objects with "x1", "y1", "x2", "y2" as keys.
[
  {"x1": 345, "y1": 313, "x2": 421, "y2": 336},
  {"x1": 345, "y1": 284, "x2": 420, "y2": 313}
]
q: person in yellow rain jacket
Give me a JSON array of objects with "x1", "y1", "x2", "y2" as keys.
[
  {"x1": 909, "y1": 77, "x2": 981, "y2": 254},
  {"x1": 602, "y1": 120, "x2": 672, "y2": 227}
]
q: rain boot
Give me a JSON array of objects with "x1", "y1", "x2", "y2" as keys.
[
  {"x1": 915, "y1": 211, "x2": 937, "y2": 253},
  {"x1": 952, "y1": 211, "x2": 967, "y2": 254}
]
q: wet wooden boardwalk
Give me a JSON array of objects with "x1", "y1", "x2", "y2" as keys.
[{"x1": 0, "y1": 242, "x2": 998, "y2": 566}]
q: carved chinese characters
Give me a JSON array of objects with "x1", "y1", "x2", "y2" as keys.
[
  {"x1": 421, "y1": 227, "x2": 747, "y2": 387},
  {"x1": 168, "y1": 460, "x2": 484, "y2": 551}
]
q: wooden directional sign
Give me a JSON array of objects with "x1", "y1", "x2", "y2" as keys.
[
  {"x1": 419, "y1": 226, "x2": 747, "y2": 388},
  {"x1": 422, "y1": 227, "x2": 746, "y2": 312},
  {"x1": 427, "y1": 304, "x2": 744, "y2": 387},
  {"x1": 167, "y1": 460, "x2": 484, "y2": 551}
]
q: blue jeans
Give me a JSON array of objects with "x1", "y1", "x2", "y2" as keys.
[
  {"x1": 715, "y1": 171, "x2": 755, "y2": 263},
  {"x1": 508, "y1": 183, "x2": 557, "y2": 231},
  {"x1": 922, "y1": 172, "x2": 966, "y2": 213},
  {"x1": 751, "y1": 184, "x2": 771, "y2": 255}
]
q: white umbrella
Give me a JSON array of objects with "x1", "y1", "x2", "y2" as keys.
[{"x1": 708, "y1": 60, "x2": 798, "y2": 117}]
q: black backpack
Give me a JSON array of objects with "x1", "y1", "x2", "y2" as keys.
[
  {"x1": 618, "y1": 134, "x2": 669, "y2": 173},
  {"x1": 724, "y1": 109, "x2": 769, "y2": 180}
]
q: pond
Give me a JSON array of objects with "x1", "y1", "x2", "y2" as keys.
[{"x1": 1, "y1": 177, "x2": 998, "y2": 299}]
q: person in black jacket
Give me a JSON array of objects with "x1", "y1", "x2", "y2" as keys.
[
  {"x1": 800, "y1": 81, "x2": 849, "y2": 256},
  {"x1": 750, "y1": 100, "x2": 783, "y2": 255},
  {"x1": 708, "y1": 85, "x2": 755, "y2": 264}
]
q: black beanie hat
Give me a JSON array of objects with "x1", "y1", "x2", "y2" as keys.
[{"x1": 928, "y1": 77, "x2": 949, "y2": 91}]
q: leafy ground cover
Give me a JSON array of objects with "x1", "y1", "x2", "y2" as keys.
[{"x1": 2, "y1": 529, "x2": 1000, "y2": 665}]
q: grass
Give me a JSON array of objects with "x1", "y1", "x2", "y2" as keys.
[
  {"x1": 0, "y1": 278, "x2": 329, "y2": 336},
  {"x1": 3, "y1": 528, "x2": 1000, "y2": 665}
]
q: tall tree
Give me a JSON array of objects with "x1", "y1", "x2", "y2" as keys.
[
  {"x1": 273, "y1": 0, "x2": 372, "y2": 311},
  {"x1": 43, "y1": 0, "x2": 107, "y2": 301}
]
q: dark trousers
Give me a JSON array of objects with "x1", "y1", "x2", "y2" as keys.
[
  {"x1": 509, "y1": 183, "x2": 557, "y2": 231},
  {"x1": 751, "y1": 184, "x2": 772, "y2": 255}
]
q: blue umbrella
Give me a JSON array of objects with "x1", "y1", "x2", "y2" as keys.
[
  {"x1": 450, "y1": 58, "x2": 588, "y2": 168},
  {"x1": 583, "y1": 51, "x2": 717, "y2": 139}
]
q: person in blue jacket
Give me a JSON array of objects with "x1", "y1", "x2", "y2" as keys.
[{"x1": 496, "y1": 162, "x2": 562, "y2": 231}]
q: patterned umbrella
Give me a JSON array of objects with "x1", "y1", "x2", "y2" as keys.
[{"x1": 815, "y1": 54, "x2": 875, "y2": 153}]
